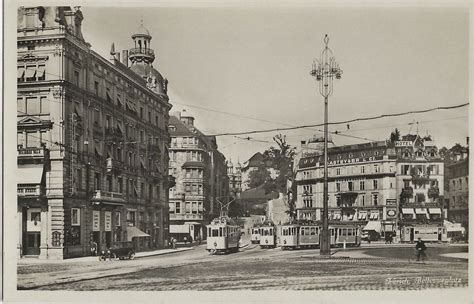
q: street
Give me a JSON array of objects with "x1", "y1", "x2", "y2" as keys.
[{"x1": 18, "y1": 240, "x2": 468, "y2": 291}]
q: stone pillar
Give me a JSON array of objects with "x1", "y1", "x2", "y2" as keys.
[{"x1": 18, "y1": 208, "x2": 23, "y2": 258}]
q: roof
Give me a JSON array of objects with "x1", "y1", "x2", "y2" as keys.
[
  {"x1": 133, "y1": 24, "x2": 151, "y2": 37},
  {"x1": 169, "y1": 116, "x2": 196, "y2": 137}
]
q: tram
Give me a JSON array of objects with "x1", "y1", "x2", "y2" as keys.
[
  {"x1": 206, "y1": 216, "x2": 241, "y2": 254},
  {"x1": 259, "y1": 223, "x2": 277, "y2": 248},
  {"x1": 250, "y1": 226, "x2": 261, "y2": 244},
  {"x1": 278, "y1": 222, "x2": 361, "y2": 249}
]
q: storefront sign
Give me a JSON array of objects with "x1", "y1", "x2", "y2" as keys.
[
  {"x1": 386, "y1": 209, "x2": 397, "y2": 218},
  {"x1": 327, "y1": 156, "x2": 383, "y2": 166},
  {"x1": 105, "y1": 211, "x2": 112, "y2": 232},
  {"x1": 395, "y1": 141, "x2": 413, "y2": 147},
  {"x1": 386, "y1": 199, "x2": 397, "y2": 206},
  {"x1": 92, "y1": 211, "x2": 100, "y2": 232}
]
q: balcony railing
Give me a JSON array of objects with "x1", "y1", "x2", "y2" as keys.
[
  {"x1": 17, "y1": 185, "x2": 42, "y2": 197},
  {"x1": 170, "y1": 142, "x2": 205, "y2": 150},
  {"x1": 106, "y1": 158, "x2": 123, "y2": 172},
  {"x1": 17, "y1": 147, "x2": 45, "y2": 159},
  {"x1": 428, "y1": 187, "x2": 440, "y2": 198},
  {"x1": 128, "y1": 48, "x2": 155, "y2": 57},
  {"x1": 170, "y1": 213, "x2": 203, "y2": 221},
  {"x1": 93, "y1": 190, "x2": 124, "y2": 202},
  {"x1": 400, "y1": 187, "x2": 414, "y2": 198}
]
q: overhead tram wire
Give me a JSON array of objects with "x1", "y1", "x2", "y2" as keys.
[{"x1": 207, "y1": 103, "x2": 469, "y2": 137}]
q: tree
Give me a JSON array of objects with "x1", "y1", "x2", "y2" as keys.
[
  {"x1": 246, "y1": 134, "x2": 297, "y2": 221},
  {"x1": 389, "y1": 128, "x2": 400, "y2": 143}
]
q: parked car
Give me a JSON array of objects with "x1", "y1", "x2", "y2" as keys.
[
  {"x1": 361, "y1": 230, "x2": 380, "y2": 242},
  {"x1": 108, "y1": 241, "x2": 135, "y2": 260}
]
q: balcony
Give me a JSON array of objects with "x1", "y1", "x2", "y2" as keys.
[
  {"x1": 183, "y1": 176, "x2": 204, "y2": 183},
  {"x1": 17, "y1": 147, "x2": 45, "y2": 159},
  {"x1": 128, "y1": 48, "x2": 155, "y2": 59},
  {"x1": 428, "y1": 187, "x2": 440, "y2": 199},
  {"x1": 170, "y1": 213, "x2": 204, "y2": 221},
  {"x1": 92, "y1": 123, "x2": 103, "y2": 138},
  {"x1": 170, "y1": 142, "x2": 206, "y2": 151},
  {"x1": 400, "y1": 187, "x2": 414, "y2": 198},
  {"x1": 106, "y1": 158, "x2": 123, "y2": 173},
  {"x1": 92, "y1": 190, "x2": 125, "y2": 203},
  {"x1": 17, "y1": 185, "x2": 42, "y2": 197},
  {"x1": 105, "y1": 127, "x2": 123, "y2": 141}
]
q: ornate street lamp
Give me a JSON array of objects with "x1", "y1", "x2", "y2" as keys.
[{"x1": 310, "y1": 34, "x2": 342, "y2": 255}]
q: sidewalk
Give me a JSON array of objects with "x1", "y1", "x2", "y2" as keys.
[{"x1": 18, "y1": 247, "x2": 194, "y2": 264}]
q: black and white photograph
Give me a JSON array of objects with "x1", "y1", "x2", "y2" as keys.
[{"x1": 2, "y1": 1, "x2": 472, "y2": 303}]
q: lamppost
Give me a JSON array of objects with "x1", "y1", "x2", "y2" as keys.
[{"x1": 310, "y1": 34, "x2": 342, "y2": 255}]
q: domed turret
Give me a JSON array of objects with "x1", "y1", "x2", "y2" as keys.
[{"x1": 128, "y1": 21, "x2": 168, "y2": 96}]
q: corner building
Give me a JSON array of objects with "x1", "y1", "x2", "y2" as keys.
[
  {"x1": 168, "y1": 110, "x2": 230, "y2": 241},
  {"x1": 17, "y1": 6, "x2": 171, "y2": 259},
  {"x1": 296, "y1": 141, "x2": 398, "y2": 236},
  {"x1": 295, "y1": 135, "x2": 447, "y2": 242}
]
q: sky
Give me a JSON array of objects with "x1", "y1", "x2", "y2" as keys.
[{"x1": 80, "y1": 6, "x2": 469, "y2": 164}]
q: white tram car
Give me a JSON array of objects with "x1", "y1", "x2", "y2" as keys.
[
  {"x1": 206, "y1": 217, "x2": 241, "y2": 254},
  {"x1": 278, "y1": 223, "x2": 361, "y2": 249},
  {"x1": 259, "y1": 224, "x2": 277, "y2": 248},
  {"x1": 251, "y1": 227, "x2": 261, "y2": 244}
]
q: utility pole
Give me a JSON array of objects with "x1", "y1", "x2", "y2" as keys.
[{"x1": 310, "y1": 35, "x2": 342, "y2": 255}]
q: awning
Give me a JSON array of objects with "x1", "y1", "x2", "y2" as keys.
[
  {"x1": 170, "y1": 224, "x2": 191, "y2": 234},
  {"x1": 402, "y1": 208, "x2": 415, "y2": 214},
  {"x1": 18, "y1": 165, "x2": 44, "y2": 184},
  {"x1": 126, "y1": 226, "x2": 150, "y2": 241},
  {"x1": 17, "y1": 67, "x2": 25, "y2": 78},
  {"x1": 428, "y1": 208, "x2": 442, "y2": 214},
  {"x1": 24, "y1": 67, "x2": 36, "y2": 78},
  {"x1": 363, "y1": 221, "x2": 382, "y2": 232},
  {"x1": 36, "y1": 66, "x2": 45, "y2": 78},
  {"x1": 415, "y1": 208, "x2": 427, "y2": 214}
]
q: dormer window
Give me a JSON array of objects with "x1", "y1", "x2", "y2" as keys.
[
  {"x1": 168, "y1": 125, "x2": 176, "y2": 132},
  {"x1": 402, "y1": 150, "x2": 411, "y2": 158},
  {"x1": 416, "y1": 150, "x2": 423, "y2": 157}
]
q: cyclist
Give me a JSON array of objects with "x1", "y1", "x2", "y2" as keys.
[{"x1": 415, "y1": 237, "x2": 427, "y2": 261}]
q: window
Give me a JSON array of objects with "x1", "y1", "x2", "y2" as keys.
[
  {"x1": 374, "y1": 164, "x2": 379, "y2": 173},
  {"x1": 118, "y1": 177, "x2": 123, "y2": 193},
  {"x1": 303, "y1": 197, "x2": 313, "y2": 208},
  {"x1": 360, "y1": 181, "x2": 365, "y2": 190},
  {"x1": 94, "y1": 173, "x2": 101, "y2": 190},
  {"x1": 140, "y1": 107, "x2": 144, "y2": 119},
  {"x1": 75, "y1": 168, "x2": 82, "y2": 191},
  {"x1": 26, "y1": 96, "x2": 40, "y2": 115},
  {"x1": 73, "y1": 71, "x2": 80, "y2": 86},
  {"x1": 360, "y1": 166, "x2": 365, "y2": 174},
  {"x1": 115, "y1": 212, "x2": 121, "y2": 226},
  {"x1": 127, "y1": 211, "x2": 136, "y2": 226},
  {"x1": 336, "y1": 168, "x2": 341, "y2": 176},
  {"x1": 107, "y1": 175, "x2": 113, "y2": 192},
  {"x1": 71, "y1": 208, "x2": 80, "y2": 226},
  {"x1": 372, "y1": 193, "x2": 378, "y2": 206},
  {"x1": 176, "y1": 202, "x2": 181, "y2": 214},
  {"x1": 401, "y1": 165, "x2": 410, "y2": 175},
  {"x1": 348, "y1": 181, "x2": 353, "y2": 191},
  {"x1": 303, "y1": 185, "x2": 313, "y2": 194},
  {"x1": 26, "y1": 132, "x2": 40, "y2": 148},
  {"x1": 336, "y1": 182, "x2": 341, "y2": 192},
  {"x1": 373, "y1": 180, "x2": 378, "y2": 190},
  {"x1": 106, "y1": 88, "x2": 112, "y2": 102},
  {"x1": 360, "y1": 195, "x2": 365, "y2": 206},
  {"x1": 94, "y1": 81, "x2": 99, "y2": 95}
]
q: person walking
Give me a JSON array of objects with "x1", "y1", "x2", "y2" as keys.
[{"x1": 415, "y1": 237, "x2": 427, "y2": 261}]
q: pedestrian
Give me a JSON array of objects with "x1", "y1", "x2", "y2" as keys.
[
  {"x1": 183, "y1": 235, "x2": 187, "y2": 244},
  {"x1": 197, "y1": 233, "x2": 202, "y2": 245},
  {"x1": 172, "y1": 237, "x2": 176, "y2": 249},
  {"x1": 415, "y1": 237, "x2": 427, "y2": 261}
]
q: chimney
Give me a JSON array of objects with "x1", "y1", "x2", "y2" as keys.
[
  {"x1": 467, "y1": 137, "x2": 469, "y2": 146},
  {"x1": 122, "y1": 50, "x2": 129, "y2": 67},
  {"x1": 301, "y1": 140, "x2": 306, "y2": 145},
  {"x1": 116, "y1": 52, "x2": 121, "y2": 63}
]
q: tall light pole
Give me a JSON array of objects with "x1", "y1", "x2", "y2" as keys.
[{"x1": 310, "y1": 34, "x2": 342, "y2": 256}]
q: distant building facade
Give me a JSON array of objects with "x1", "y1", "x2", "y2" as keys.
[
  {"x1": 445, "y1": 151, "x2": 469, "y2": 236},
  {"x1": 241, "y1": 152, "x2": 278, "y2": 191},
  {"x1": 17, "y1": 7, "x2": 171, "y2": 259},
  {"x1": 168, "y1": 110, "x2": 229, "y2": 241},
  {"x1": 227, "y1": 160, "x2": 242, "y2": 196}
]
